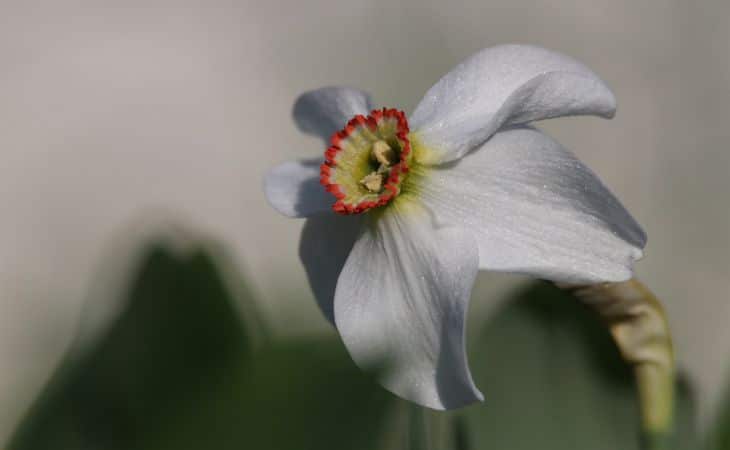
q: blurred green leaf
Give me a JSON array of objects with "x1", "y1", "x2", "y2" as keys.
[
  {"x1": 8, "y1": 243, "x2": 396, "y2": 450},
  {"x1": 8, "y1": 244, "x2": 255, "y2": 449},
  {"x1": 155, "y1": 337, "x2": 396, "y2": 450},
  {"x1": 459, "y1": 281, "x2": 697, "y2": 450}
]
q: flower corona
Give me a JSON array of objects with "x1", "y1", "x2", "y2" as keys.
[{"x1": 319, "y1": 108, "x2": 411, "y2": 214}]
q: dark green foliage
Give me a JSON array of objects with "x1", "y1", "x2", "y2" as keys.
[
  {"x1": 8, "y1": 248, "x2": 709, "y2": 450},
  {"x1": 9, "y1": 245, "x2": 253, "y2": 449},
  {"x1": 8, "y1": 244, "x2": 395, "y2": 450},
  {"x1": 706, "y1": 383, "x2": 730, "y2": 450}
]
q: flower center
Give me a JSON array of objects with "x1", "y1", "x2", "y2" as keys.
[{"x1": 320, "y1": 108, "x2": 412, "y2": 214}]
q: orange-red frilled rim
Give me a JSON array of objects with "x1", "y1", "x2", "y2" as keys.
[{"x1": 320, "y1": 108, "x2": 412, "y2": 215}]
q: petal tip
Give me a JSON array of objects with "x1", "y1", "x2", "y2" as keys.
[
  {"x1": 378, "y1": 373, "x2": 484, "y2": 411},
  {"x1": 410, "y1": 43, "x2": 620, "y2": 163},
  {"x1": 264, "y1": 159, "x2": 332, "y2": 218},
  {"x1": 262, "y1": 166, "x2": 284, "y2": 213},
  {"x1": 263, "y1": 168, "x2": 299, "y2": 218},
  {"x1": 292, "y1": 86, "x2": 374, "y2": 141},
  {"x1": 594, "y1": 83, "x2": 618, "y2": 119}
]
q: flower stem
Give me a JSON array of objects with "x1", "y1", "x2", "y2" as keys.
[
  {"x1": 451, "y1": 415, "x2": 471, "y2": 450},
  {"x1": 558, "y1": 279, "x2": 675, "y2": 442},
  {"x1": 642, "y1": 430, "x2": 672, "y2": 450},
  {"x1": 407, "y1": 404, "x2": 430, "y2": 450}
]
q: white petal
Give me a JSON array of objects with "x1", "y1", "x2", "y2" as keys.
[
  {"x1": 293, "y1": 86, "x2": 374, "y2": 142},
  {"x1": 418, "y1": 127, "x2": 646, "y2": 284},
  {"x1": 264, "y1": 158, "x2": 331, "y2": 217},
  {"x1": 411, "y1": 44, "x2": 617, "y2": 164},
  {"x1": 299, "y1": 214, "x2": 363, "y2": 324},
  {"x1": 334, "y1": 202, "x2": 483, "y2": 410}
]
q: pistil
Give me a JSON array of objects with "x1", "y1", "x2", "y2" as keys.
[
  {"x1": 360, "y1": 140, "x2": 397, "y2": 193},
  {"x1": 372, "y1": 140, "x2": 396, "y2": 166}
]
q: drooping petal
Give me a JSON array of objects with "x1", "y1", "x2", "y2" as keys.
[
  {"x1": 334, "y1": 201, "x2": 483, "y2": 410},
  {"x1": 293, "y1": 87, "x2": 374, "y2": 142},
  {"x1": 264, "y1": 158, "x2": 331, "y2": 217},
  {"x1": 410, "y1": 44, "x2": 617, "y2": 164},
  {"x1": 417, "y1": 126, "x2": 646, "y2": 284},
  {"x1": 299, "y1": 214, "x2": 363, "y2": 324}
]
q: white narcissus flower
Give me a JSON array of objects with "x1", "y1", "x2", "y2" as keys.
[{"x1": 264, "y1": 44, "x2": 646, "y2": 410}]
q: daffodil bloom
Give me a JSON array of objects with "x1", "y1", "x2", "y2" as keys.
[{"x1": 264, "y1": 44, "x2": 646, "y2": 410}]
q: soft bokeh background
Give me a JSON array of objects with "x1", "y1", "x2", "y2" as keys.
[{"x1": 1, "y1": 0, "x2": 729, "y2": 445}]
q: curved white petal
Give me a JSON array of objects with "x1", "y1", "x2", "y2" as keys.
[
  {"x1": 334, "y1": 202, "x2": 483, "y2": 410},
  {"x1": 418, "y1": 127, "x2": 646, "y2": 284},
  {"x1": 293, "y1": 86, "x2": 374, "y2": 142},
  {"x1": 411, "y1": 44, "x2": 617, "y2": 164},
  {"x1": 264, "y1": 158, "x2": 332, "y2": 217},
  {"x1": 299, "y1": 214, "x2": 363, "y2": 324}
]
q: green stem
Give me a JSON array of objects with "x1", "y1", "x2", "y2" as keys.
[
  {"x1": 407, "y1": 404, "x2": 429, "y2": 450},
  {"x1": 451, "y1": 415, "x2": 471, "y2": 450},
  {"x1": 642, "y1": 430, "x2": 672, "y2": 450}
]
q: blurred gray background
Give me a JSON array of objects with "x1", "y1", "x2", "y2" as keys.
[{"x1": 0, "y1": 0, "x2": 728, "y2": 442}]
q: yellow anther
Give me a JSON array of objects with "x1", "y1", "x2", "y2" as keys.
[
  {"x1": 372, "y1": 140, "x2": 396, "y2": 166},
  {"x1": 360, "y1": 172, "x2": 384, "y2": 192}
]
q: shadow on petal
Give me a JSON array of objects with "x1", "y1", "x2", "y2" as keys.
[{"x1": 299, "y1": 213, "x2": 362, "y2": 324}]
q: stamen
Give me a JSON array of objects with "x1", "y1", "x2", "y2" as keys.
[
  {"x1": 360, "y1": 172, "x2": 384, "y2": 192},
  {"x1": 372, "y1": 140, "x2": 396, "y2": 166},
  {"x1": 376, "y1": 163, "x2": 390, "y2": 175},
  {"x1": 360, "y1": 140, "x2": 398, "y2": 193}
]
